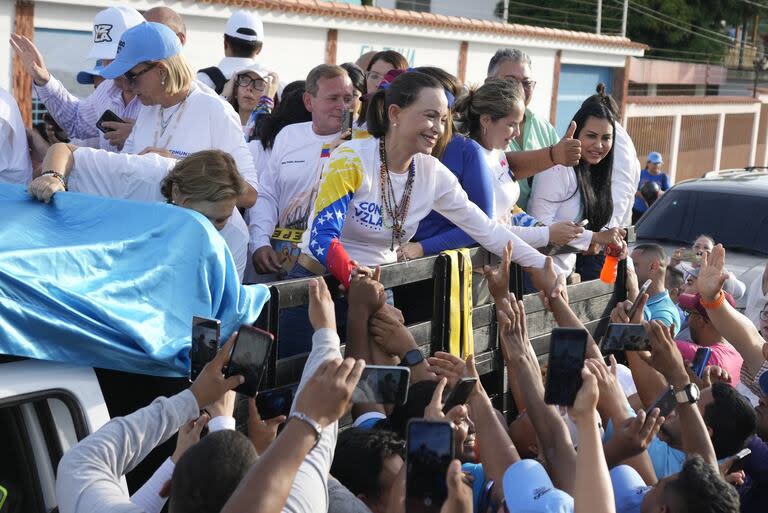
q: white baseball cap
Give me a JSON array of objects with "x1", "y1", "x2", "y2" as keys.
[
  {"x1": 225, "y1": 10, "x2": 264, "y2": 42},
  {"x1": 87, "y1": 6, "x2": 145, "y2": 61}
]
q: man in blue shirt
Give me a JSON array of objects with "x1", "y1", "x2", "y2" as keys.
[
  {"x1": 631, "y1": 243, "x2": 682, "y2": 335},
  {"x1": 632, "y1": 151, "x2": 670, "y2": 223}
]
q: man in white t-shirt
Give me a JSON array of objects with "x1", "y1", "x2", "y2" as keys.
[
  {"x1": 197, "y1": 10, "x2": 264, "y2": 95},
  {"x1": 248, "y1": 64, "x2": 354, "y2": 280},
  {"x1": 0, "y1": 87, "x2": 32, "y2": 185}
]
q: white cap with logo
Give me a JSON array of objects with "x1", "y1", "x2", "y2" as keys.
[
  {"x1": 225, "y1": 10, "x2": 264, "y2": 42},
  {"x1": 87, "y1": 6, "x2": 145, "y2": 61}
]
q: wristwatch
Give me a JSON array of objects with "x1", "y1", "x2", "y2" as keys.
[
  {"x1": 674, "y1": 382, "x2": 700, "y2": 404},
  {"x1": 289, "y1": 411, "x2": 322, "y2": 447},
  {"x1": 400, "y1": 348, "x2": 424, "y2": 367}
]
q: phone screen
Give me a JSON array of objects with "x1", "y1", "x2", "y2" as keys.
[
  {"x1": 190, "y1": 317, "x2": 220, "y2": 381},
  {"x1": 226, "y1": 326, "x2": 274, "y2": 397},
  {"x1": 352, "y1": 365, "x2": 410, "y2": 405},
  {"x1": 691, "y1": 347, "x2": 712, "y2": 378},
  {"x1": 406, "y1": 420, "x2": 454, "y2": 513},
  {"x1": 255, "y1": 383, "x2": 298, "y2": 420},
  {"x1": 341, "y1": 110, "x2": 353, "y2": 140},
  {"x1": 601, "y1": 323, "x2": 651, "y2": 352},
  {"x1": 544, "y1": 328, "x2": 587, "y2": 406},
  {"x1": 442, "y1": 377, "x2": 478, "y2": 414},
  {"x1": 649, "y1": 386, "x2": 677, "y2": 417},
  {"x1": 727, "y1": 448, "x2": 752, "y2": 474}
]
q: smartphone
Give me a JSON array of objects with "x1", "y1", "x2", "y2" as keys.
[
  {"x1": 544, "y1": 328, "x2": 588, "y2": 406},
  {"x1": 626, "y1": 279, "x2": 652, "y2": 320},
  {"x1": 406, "y1": 420, "x2": 454, "y2": 513},
  {"x1": 225, "y1": 325, "x2": 274, "y2": 397},
  {"x1": 601, "y1": 323, "x2": 652, "y2": 352},
  {"x1": 341, "y1": 109, "x2": 353, "y2": 140},
  {"x1": 255, "y1": 383, "x2": 299, "y2": 420},
  {"x1": 691, "y1": 347, "x2": 712, "y2": 378},
  {"x1": 190, "y1": 317, "x2": 220, "y2": 382},
  {"x1": 442, "y1": 377, "x2": 478, "y2": 414},
  {"x1": 577, "y1": 219, "x2": 589, "y2": 227},
  {"x1": 727, "y1": 448, "x2": 752, "y2": 474},
  {"x1": 679, "y1": 249, "x2": 702, "y2": 263},
  {"x1": 352, "y1": 365, "x2": 410, "y2": 405},
  {"x1": 96, "y1": 109, "x2": 125, "y2": 133},
  {"x1": 649, "y1": 385, "x2": 677, "y2": 417}
]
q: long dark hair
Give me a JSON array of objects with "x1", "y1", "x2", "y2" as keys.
[
  {"x1": 255, "y1": 80, "x2": 311, "y2": 149},
  {"x1": 569, "y1": 85, "x2": 616, "y2": 231},
  {"x1": 412, "y1": 66, "x2": 462, "y2": 159},
  {"x1": 366, "y1": 72, "x2": 443, "y2": 138}
]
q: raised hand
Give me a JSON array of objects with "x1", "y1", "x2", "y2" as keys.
[
  {"x1": 585, "y1": 356, "x2": 628, "y2": 419},
  {"x1": 348, "y1": 268, "x2": 386, "y2": 318},
  {"x1": 293, "y1": 357, "x2": 364, "y2": 427},
  {"x1": 569, "y1": 367, "x2": 599, "y2": 423},
  {"x1": 482, "y1": 240, "x2": 512, "y2": 302},
  {"x1": 551, "y1": 121, "x2": 581, "y2": 167},
  {"x1": 189, "y1": 333, "x2": 244, "y2": 409},
  {"x1": 9, "y1": 34, "x2": 50, "y2": 85},
  {"x1": 496, "y1": 294, "x2": 532, "y2": 361},
  {"x1": 638, "y1": 321, "x2": 689, "y2": 388},
  {"x1": 248, "y1": 397, "x2": 287, "y2": 454},
  {"x1": 424, "y1": 377, "x2": 469, "y2": 427},
  {"x1": 697, "y1": 244, "x2": 728, "y2": 301},
  {"x1": 609, "y1": 408, "x2": 664, "y2": 459},
  {"x1": 369, "y1": 305, "x2": 417, "y2": 358},
  {"x1": 440, "y1": 460, "x2": 474, "y2": 513},
  {"x1": 172, "y1": 412, "x2": 209, "y2": 463},
  {"x1": 427, "y1": 352, "x2": 477, "y2": 388},
  {"x1": 308, "y1": 277, "x2": 336, "y2": 331}
]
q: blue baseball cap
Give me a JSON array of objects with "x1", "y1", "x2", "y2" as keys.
[
  {"x1": 611, "y1": 465, "x2": 651, "y2": 513},
  {"x1": 100, "y1": 22, "x2": 182, "y2": 79},
  {"x1": 76, "y1": 60, "x2": 107, "y2": 85},
  {"x1": 647, "y1": 151, "x2": 663, "y2": 164},
  {"x1": 502, "y1": 459, "x2": 574, "y2": 513}
]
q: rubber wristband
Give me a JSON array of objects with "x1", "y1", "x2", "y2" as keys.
[
  {"x1": 701, "y1": 291, "x2": 725, "y2": 309},
  {"x1": 548, "y1": 145, "x2": 556, "y2": 165},
  {"x1": 41, "y1": 170, "x2": 67, "y2": 191}
]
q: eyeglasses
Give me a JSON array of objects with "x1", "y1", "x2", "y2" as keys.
[
  {"x1": 366, "y1": 70, "x2": 384, "y2": 84},
  {"x1": 124, "y1": 62, "x2": 157, "y2": 87},
  {"x1": 236, "y1": 75, "x2": 267, "y2": 91},
  {"x1": 520, "y1": 79, "x2": 537, "y2": 90}
]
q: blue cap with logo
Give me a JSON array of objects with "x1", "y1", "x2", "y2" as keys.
[
  {"x1": 502, "y1": 459, "x2": 574, "y2": 512},
  {"x1": 611, "y1": 465, "x2": 652, "y2": 513},
  {"x1": 647, "y1": 151, "x2": 663, "y2": 164},
  {"x1": 100, "y1": 22, "x2": 182, "y2": 79}
]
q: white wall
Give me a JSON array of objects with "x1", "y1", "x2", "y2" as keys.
[{"x1": 0, "y1": 0, "x2": 14, "y2": 92}]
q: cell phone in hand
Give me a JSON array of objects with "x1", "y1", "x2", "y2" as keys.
[
  {"x1": 442, "y1": 377, "x2": 477, "y2": 414},
  {"x1": 352, "y1": 365, "x2": 410, "y2": 405},
  {"x1": 691, "y1": 347, "x2": 712, "y2": 378},
  {"x1": 190, "y1": 316, "x2": 220, "y2": 382},
  {"x1": 255, "y1": 383, "x2": 298, "y2": 420},
  {"x1": 96, "y1": 109, "x2": 125, "y2": 133},
  {"x1": 544, "y1": 328, "x2": 588, "y2": 406},
  {"x1": 225, "y1": 325, "x2": 274, "y2": 397},
  {"x1": 601, "y1": 323, "x2": 652, "y2": 352},
  {"x1": 626, "y1": 279, "x2": 652, "y2": 320},
  {"x1": 649, "y1": 385, "x2": 677, "y2": 418},
  {"x1": 341, "y1": 109, "x2": 353, "y2": 140},
  {"x1": 726, "y1": 448, "x2": 752, "y2": 474},
  {"x1": 406, "y1": 420, "x2": 454, "y2": 513}
]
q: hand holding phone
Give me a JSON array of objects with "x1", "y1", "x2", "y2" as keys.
[
  {"x1": 225, "y1": 326, "x2": 274, "y2": 397},
  {"x1": 255, "y1": 383, "x2": 298, "y2": 420},
  {"x1": 601, "y1": 323, "x2": 652, "y2": 352},
  {"x1": 648, "y1": 386, "x2": 677, "y2": 417},
  {"x1": 96, "y1": 109, "x2": 125, "y2": 133},
  {"x1": 691, "y1": 347, "x2": 712, "y2": 379},
  {"x1": 442, "y1": 377, "x2": 477, "y2": 414},
  {"x1": 406, "y1": 420, "x2": 454, "y2": 513},
  {"x1": 544, "y1": 328, "x2": 588, "y2": 406},
  {"x1": 190, "y1": 317, "x2": 220, "y2": 382},
  {"x1": 726, "y1": 448, "x2": 752, "y2": 474},
  {"x1": 626, "y1": 279, "x2": 652, "y2": 321},
  {"x1": 341, "y1": 110, "x2": 353, "y2": 140},
  {"x1": 352, "y1": 365, "x2": 410, "y2": 405}
]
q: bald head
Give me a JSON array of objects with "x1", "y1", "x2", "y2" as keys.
[
  {"x1": 144, "y1": 6, "x2": 187, "y2": 45},
  {"x1": 355, "y1": 51, "x2": 378, "y2": 71}
]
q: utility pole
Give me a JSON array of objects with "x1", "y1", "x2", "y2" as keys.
[
  {"x1": 503, "y1": 0, "x2": 509, "y2": 23},
  {"x1": 620, "y1": 0, "x2": 628, "y2": 37},
  {"x1": 596, "y1": 0, "x2": 602, "y2": 35}
]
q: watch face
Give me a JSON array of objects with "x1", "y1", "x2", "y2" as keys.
[
  {"x1": 403, "y1": 349, "x2": 423, "y2": 366},
  {"x1": 688, "y1": 383, "x2": 700, "y2": 401}
]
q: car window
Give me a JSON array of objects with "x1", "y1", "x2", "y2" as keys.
[{"x1": 636, "y1": 189, "x2": 768, "y2": 255}]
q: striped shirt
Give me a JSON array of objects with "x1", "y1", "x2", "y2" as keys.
[{"x1": 34, "y1": 75, "x2": 141, "y2": 152}]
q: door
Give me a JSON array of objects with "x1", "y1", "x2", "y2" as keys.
[{"x1": 555, "y1": 64, "x2": 614, "y2": 137}]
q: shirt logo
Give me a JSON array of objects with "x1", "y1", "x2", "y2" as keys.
[
  {"x1": 352, "y1": 201, "x2": 383, "y2": 230},
  {"x1": 94, "y1": 24, "x2": 114, "y2": 43},
  {"x1": 117, "y1": 40, "x2": 125, "y2": 54},
  {"x1": 532, "y1": 487, "x2": 552, "y2": 500}
]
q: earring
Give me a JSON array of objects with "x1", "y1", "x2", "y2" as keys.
[
  {"x1": 393, "y1": 122, "x2": 398, "y2": 127},
  {"x1": 161, "y1": 74, "x2": 166, "y2": 86}
]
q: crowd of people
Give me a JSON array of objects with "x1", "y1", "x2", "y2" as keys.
[{"x1": 1, "y1": 5, "x2": 768, "y2": 513}]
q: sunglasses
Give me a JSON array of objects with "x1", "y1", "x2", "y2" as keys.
[{"x1": 123, "y1": 62, "x2": 157, "y2": 87}]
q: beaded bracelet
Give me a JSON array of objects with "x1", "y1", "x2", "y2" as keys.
[
  {"x1": 701, "y1": 291, "x2": 725, "y2": 309},
  {"x1": 41, "y1": 170, "x2": 67, "y2": 191}
]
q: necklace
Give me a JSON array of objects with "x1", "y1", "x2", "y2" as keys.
[
  {"x1": 153, "y1": 89, "x2": 192, "y2": 148},
  {"x1": 378, "y1": 138, "x2": 415, "y2": 252}
]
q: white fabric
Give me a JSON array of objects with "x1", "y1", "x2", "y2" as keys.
[
  {"x1": 225, "y1": 10, "x2": 264, "y2": 42},
  {"x1": 745, "y1": 272, "x2": 768, "y2": 329},
  {"x1": 87, "y1": 6, "x2": 145, "y2": 60},
  {"x1": 0, "y1": 87, "x2": 32, "y2": 185},
  {"x1": 528, "y1": 164, "x2": 596, "y2": 272},
  {"x1": 71, "y1": 147, "x2": 248, "y2": 280},
  {"x1": 248, "y1": 140, "x2": 272, "y2": 182},
  {"x1": 196, "y1": 57, "x2": 257, "y2": 90},
  {"x1": 122, "y1": 83, "x2": 259, "y2": 193},
  {"x1": 615, "y1": 363, "x2": 638, "y2": 398},
  {"x1": 609, "y1": 123, "x2": 641, "y2": 229},
  {"x1": 299, "y1": 137, "x2": 552, "y2": 271},
  {"x1": 248, "y1": 121, "x2": 339, "y2": 253}
]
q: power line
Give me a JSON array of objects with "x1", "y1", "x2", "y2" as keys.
[
  {"x1": 507, "y1": 12, "x2": 601, "y2": 31},
  {"x1": 734, "y1": 0, "x2": 768, "y2": 9},
  {"x1": 505, "y1": 0, "x2": 622, "y2": 22}
]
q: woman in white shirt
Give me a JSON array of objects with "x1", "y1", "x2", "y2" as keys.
[
  {"x1": 528, "y1": 93, "x2": 626, "y2": 274},
  {"x1": 27, "y1": 144, "x2": 250, "y2": 281},
  {"x1": 222, "y1": 64, "x2": 278, "y2": 141},
  {"x1": 99, "y1": 21, "x2": 258, "y2": 208}
]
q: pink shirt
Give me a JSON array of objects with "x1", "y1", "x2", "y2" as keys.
[{"x1": 675, "y1": 339, "x2": 743, "y2": 386}]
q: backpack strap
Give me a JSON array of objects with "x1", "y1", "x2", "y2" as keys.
[{"x1": 198, "y1": 66, "x2": 228, "y2": 95}]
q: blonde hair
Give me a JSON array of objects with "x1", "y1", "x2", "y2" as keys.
[
  {"x1": 453, "y1": 79, "x2": 524, "y2": 141},
  {"x1": 160, "y1": 54, "x2": 194, "y2": 96},
  {"x1": 160, "y1": 150, "x2": 246, "y2": 203}
]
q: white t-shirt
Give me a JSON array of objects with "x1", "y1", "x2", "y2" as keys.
[
  {"x1": 122, "y1": 83, "x2": 259, "y2": 192},
  {"x1": 609, "y1": 123, "x2": 641, "y2": 229},
  {"x1": 299, "y1": 137, "x2": 550, "y2": 272},
  {"x1": 745, "y1": 272, "x2": 768, "y2": 329},
  {"x1": 70, "y1": 147, "x2": 249, "y2": 280},
  {"x1": 0, "y1": 87, "x2": 32, "y2": 185},
  {"x1": 248, "y1": 140, "x2": 272, "y2": 183},
  {"x1": 528, "y1": 165, "x2": 597, "y2": 272},
  {"x1": 482, "y1": 147, "x2": 519, "y2": 225},
  {"x1": 196, "y1": 57, "x2": 256, "y2": 90},
  {"x1": 248, "y1": 121, "x2": 339, "y2": 254}
]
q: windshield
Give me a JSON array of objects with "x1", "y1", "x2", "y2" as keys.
[{"x1": 636, "y1": 188, "x2": 768, "y2": 255}]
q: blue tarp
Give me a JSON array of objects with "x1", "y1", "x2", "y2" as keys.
[{"x1": 0, "y1": 184, "x2": 270, "y2": 377}]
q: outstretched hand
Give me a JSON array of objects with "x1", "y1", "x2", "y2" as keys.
[
  {"x1": 483, "y1": 240, "x2": 512, "y2": 302},
  {"x1": 697, "y1": 244, "x2": 728, "y2": 301},
  {"x1": 308, "y1": 277, "x2": 336, "y2": 331},
  {"x1": 9, "y1": 34, "x2": 50, "y2": 85}
]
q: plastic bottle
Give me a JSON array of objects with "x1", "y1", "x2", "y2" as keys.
[{"x1": 599, "y1": 243, "x2": 622, "y2": 284}]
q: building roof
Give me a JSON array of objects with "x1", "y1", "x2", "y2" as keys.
[
  {"x1": 198, "y1": 0, "x2": 647, "y2": 50},
  {"x1": 627, "y1": 95, "x2": 760, "y2": 106}
]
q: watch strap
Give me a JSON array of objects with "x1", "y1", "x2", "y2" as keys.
[
  {"x1": 674, "y1": 383, "x2": 698, "y2": 404},
  {"x1": 400, "y1": 348, "x2": 424, "y2": 367}
]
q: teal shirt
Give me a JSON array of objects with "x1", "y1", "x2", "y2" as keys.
[
  {"x1": 643, "y1": 291, "x2": 682, "y2": 336},
  {"x1": 507, "y1": 108, "x2": 559, "y2": 211}
]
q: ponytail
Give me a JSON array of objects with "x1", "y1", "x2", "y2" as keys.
[
  {"x1": 454, "y1": 79, "x2": 524, "y2": 142},
  {"x1": 366, "y1": 89, "x2": 389, "y2": 138}
]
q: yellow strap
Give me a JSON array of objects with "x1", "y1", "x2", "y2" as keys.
[
  {"x1": 271, "y1": 227, "x2": 304, "y2": 243},
  {"x1": 459, "y1": 248, "x2": 474, "y2": 358},
  {"x1": 442, "y1": 250, "x2": 461, "y2": 357},
  {"x1": 0, "y1": 484, "x2": 7, "y2": 511}
]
